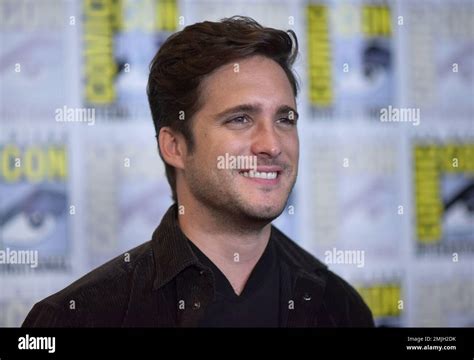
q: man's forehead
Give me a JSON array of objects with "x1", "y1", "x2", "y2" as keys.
[
  {"x1": 210, "y1": 55, "x2": 275, "y2": 73},
  {"x1": 198, "y1": 60, "x2": 296, "y2": 110}
]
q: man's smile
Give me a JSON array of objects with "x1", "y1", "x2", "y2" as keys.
[{"x1": 238, "y1": 166, "x2": 284, "y2": 186}]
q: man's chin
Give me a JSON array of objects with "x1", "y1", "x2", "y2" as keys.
[{"x1": 239, "y1": 201, "x2": 286, "y2": 224}]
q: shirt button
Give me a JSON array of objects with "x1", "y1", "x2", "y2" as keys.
[
  {"x1": 199, "y1": 270, "x2": 205, "y2": 276},
  {"x1": 303, "y1": 293, "x2": 312, "y2": 301},
  {"x1": 193, "y1": 301, "x2": 201, "y2": 310}
]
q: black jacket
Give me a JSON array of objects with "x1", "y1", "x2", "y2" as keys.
[{"x1": 22, "y1": 204, "x2": 374, "y2": 327}]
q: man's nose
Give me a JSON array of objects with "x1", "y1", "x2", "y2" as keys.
[{"x1": 250, "y1": 121, "x2": 282, "y2": 158}]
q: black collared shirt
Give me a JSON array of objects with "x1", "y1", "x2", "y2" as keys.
[
  {"x1": 188, "y1": 237, "x2": 280, "y2": 327},
  {"x1": 22, "y1": 204, "x2": 374, "y2": 327}
]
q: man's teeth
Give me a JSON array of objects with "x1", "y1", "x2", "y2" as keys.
[{"x1": 240, "y1": 170, "x2": 278, "y2": 179}]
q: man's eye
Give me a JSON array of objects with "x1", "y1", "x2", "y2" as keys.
[
  {"x1": 277, "y1": 118, "x2": 297, "y2": 126},
  {"x1": 227, "y1": 116, "x2": 249, "y2": 124}
]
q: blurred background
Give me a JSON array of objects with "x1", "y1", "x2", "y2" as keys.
[{"x1": 0, "y1": 0, "x2": 473, "y2": 327}]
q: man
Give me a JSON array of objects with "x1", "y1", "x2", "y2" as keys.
[{"x1": 23, "y1": 16, "x2": 374, "y2": 327}]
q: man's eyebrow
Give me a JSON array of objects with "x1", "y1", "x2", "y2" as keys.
[
  {"x1": 214, "y1": 104, "x2": 299, "y2": 120},
  {"x1": 277, "y1": 105, "x2": 299, "y2": 120},
  {"x1": 214, "y1": 104, "x2": 262, "y2": 119}
]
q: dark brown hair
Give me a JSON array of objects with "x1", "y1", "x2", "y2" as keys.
[{"x1": 147, "y1": 15, "x2": 299, "y2": 203}]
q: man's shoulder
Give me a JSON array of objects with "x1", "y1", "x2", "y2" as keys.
[
  {"x1": 321, "y1": 270, "x2": 374, "y2": 326},
  {"x1": 22, "y1": 241, "x2": 154, "y2": 327},
  {"x1": 272, "y1": 226, "x2": 374, "y2": 327}
]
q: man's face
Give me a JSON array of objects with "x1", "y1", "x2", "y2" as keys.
[{"x1": 182, "y1": 55, "x2": 299, "y2": 224}]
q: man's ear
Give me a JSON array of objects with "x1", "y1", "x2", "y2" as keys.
[{"x1": 158, "y1": 127, "x2": 187, "y2": 170}]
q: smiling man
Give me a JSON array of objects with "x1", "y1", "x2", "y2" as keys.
[{"x1": 23, "y1": 16, "x2": 374, "y2": 328}]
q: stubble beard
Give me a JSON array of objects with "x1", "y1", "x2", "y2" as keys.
[{"x1": 185, "y1": 162, "x2": 297, "y2": 231}]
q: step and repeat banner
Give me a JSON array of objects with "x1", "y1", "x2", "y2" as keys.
[{"x1": 0, "y1": 0, "x2": 473, "y2": 327}]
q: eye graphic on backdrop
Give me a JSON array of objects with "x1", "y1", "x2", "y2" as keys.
[
  {"x1": 363, "y1": 42, "x2": 391, "y2": 84},
  {"x1": 0, "y1": 186, "x2": 67, "y2": 247},
  {"x1": 443, "y1": 177, "x2": 474, "y2": 233}
]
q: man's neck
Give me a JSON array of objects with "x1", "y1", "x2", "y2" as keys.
[{"x1": 177, "y1": 200, "x2": 271, "y2": 295}]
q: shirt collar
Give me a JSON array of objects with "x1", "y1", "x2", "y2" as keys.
[
  {"x1": 151, "y1": 203, "x2": 328, "y2": 290},
  {"x1": 151, "y1": 204, "x2": 200, "y2": 290},
  {"x1": 270, "y1": 226, "x2": 328, "y2": 280}
]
